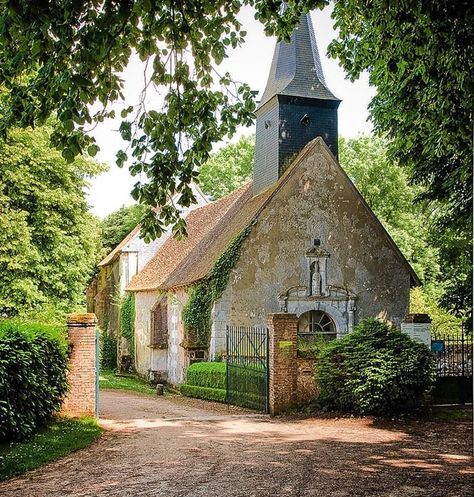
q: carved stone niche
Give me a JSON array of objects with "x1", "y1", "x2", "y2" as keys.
[
  {"x1": 278, "y1": 285, "x2": 357, "y2": 338},
  {"x1": 306, "y1": 247, "x2": 330, "y2": 297}
]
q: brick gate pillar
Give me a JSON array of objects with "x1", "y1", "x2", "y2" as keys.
[
  {"x1": 268, "y1": 313, "x2": 298, "y2": 415},
  {"x1": 62, "y1": 313, "x2": 98, "y2": 417}
]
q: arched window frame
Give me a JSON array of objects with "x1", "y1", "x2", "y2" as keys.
[{"x1": 298, "y1": 310, "x2": 337, "y2": 343}]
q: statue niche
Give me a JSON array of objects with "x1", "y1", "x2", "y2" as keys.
[{"x1": 307, "y1": 246, "x2": 329, "y2": 297}]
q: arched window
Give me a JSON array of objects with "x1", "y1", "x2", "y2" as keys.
[{"x1": 298, "y1": 310, "x2": 336, "y2": 343}]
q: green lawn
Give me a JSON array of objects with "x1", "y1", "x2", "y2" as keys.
[
  {"x1": 0, "y1": 417, "x2": 102, "y2": 481},
  {"x1": 99, "y1": 369, "x2": 157, "y2": 396},
  {"x1": 429, "y1": 406, "x2": 472, "y2": 422}
]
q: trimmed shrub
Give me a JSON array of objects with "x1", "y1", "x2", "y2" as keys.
[
  {"x1": 181, "y1": 362, "x2": 227, "y2": 403},
  {"x1": 0, "y1": 320, "x2": 69, "y2": 441},
  {"x1": 316, "y1": 318, "x2": 436, "y2": 415},
  {"x1": 181, "y1": 361, "x2": 267, "y2": 408},
  {"x1": 180, "y1": 384, "x2": 226, "y2": 403},
  {"x1": 185, "y1": 362, "x2": 226, "y2": 389}
]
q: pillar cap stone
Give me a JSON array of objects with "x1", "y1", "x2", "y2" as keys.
[
  {"x1": 67, "y1": 313, "x2": 97, "y2": 325},
  {"x1": 267, "y1": 312, "x2": 298, "y2": 320},
  {"x1": 403, "y1": 313, "x2": 431, "y2": 323}
]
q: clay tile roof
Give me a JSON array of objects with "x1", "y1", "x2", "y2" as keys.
[
  {"x1": 126, "y1": 183, "x2": 268, "y2": 292},
  {"x1": 126, "y1": 137, "x2": 420, "y2": 292},
  {"x1": 98, "y1": 224, "x2": 141, "y2": 267}
]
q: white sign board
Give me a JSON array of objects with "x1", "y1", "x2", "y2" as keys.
[{"x1": 401, "y1": 322, "x2": 431, "y2": 348}]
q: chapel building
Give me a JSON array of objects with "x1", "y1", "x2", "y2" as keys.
[{"x1": 97, "y1": 13, "x2": 419, "y2": 383}]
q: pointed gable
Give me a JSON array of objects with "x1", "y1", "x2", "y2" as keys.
[{"x1": 126, "y1": 138, "x2": 419, "y2": 293}]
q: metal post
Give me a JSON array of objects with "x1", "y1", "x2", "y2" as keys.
[
  {"x1": 226, "y1": 325, "x2": 229, "y2": 410},
  {"x1": 265, "y1": 328, "x2": 270, "y2": 414},
  {"x1": 95, "y1": 329, "x2": 100, "y2": 417}
]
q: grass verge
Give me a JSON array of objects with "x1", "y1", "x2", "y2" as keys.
[
  {"x1": 0, "y1": 417, "x2": 102, "y2": 481},
  {"x1": 99, "y1": 369, "x2": 156, "y2": 396},
  {"x1": 429, "y1": 406, "x2": 472, "y2": 422}
]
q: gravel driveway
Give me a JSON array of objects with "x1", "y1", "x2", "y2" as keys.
[{"x1": 0, "y1": 390, "x2": 472, "y2": 497}]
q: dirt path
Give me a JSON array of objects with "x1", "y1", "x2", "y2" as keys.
[{"x1": 1, "y1": 390, "x2": 472, "y2": 497}]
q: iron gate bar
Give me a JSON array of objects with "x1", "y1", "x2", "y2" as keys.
[
  {"x1": 226, "y1": 325, "x2": 269, "y2": 413},
  {"x1": 432, "y1": 325, "x2": 473, "y2": 378}
]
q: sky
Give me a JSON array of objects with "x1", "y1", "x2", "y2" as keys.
[{"x1": 87, "y1": 5, "x2": 375, "y2": 218}]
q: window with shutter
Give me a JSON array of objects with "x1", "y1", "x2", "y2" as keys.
[{"x1": 150, "y1": 298, "x2": 168, "y2": 348}]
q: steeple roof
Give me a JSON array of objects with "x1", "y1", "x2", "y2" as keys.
[{"x1": 257, "y1": 13, "x2": 339, "y2": 110}]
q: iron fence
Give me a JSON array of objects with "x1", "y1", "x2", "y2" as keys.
[{"x1": 432, "y1": 327, "x2": 472, "y2": 378}]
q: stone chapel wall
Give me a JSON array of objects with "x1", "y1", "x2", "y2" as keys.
[{"x1": 211, "y1": 143, "x2": 411, "y2": 348}]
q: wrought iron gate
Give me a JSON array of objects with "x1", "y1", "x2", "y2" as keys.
[
  {"x1": 432, "y1": 327, "x2": 473, "y2": 405},
  {"x1": 226, "y1": 326, "x2": 269, "y2": 412}
]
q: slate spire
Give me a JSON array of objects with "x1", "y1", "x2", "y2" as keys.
[
  {"x1": 257, "y1": 12, "x2": 338, "y2": 109},
  {"x1": 253, "y1": 12, "x2": 341, "y2": 195}
]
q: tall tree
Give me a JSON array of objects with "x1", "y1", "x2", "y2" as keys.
[
  {"x1": 328, "y1": 1, "x2": 473, "y2": 319},
  {"x1": 0, "y1": 125, "x2": 104, "y2": 317},
  {"x1": 101, "y1": 204, "x2": 147, "y2": 253},
  {"x1": 198, "y1": 135, "x2": 255, "y2": 199},
  {"x1": 0, "y1": 1, "x2": 319, "y2": 239}
]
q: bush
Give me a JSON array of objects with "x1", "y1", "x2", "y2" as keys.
[
  {"x1": 185, "y1": 362, "x2": 226, "y2": 389},
  {"x1": 180, "y1": 384, "x2": 227, "y2": 403},
  {"x1": 316, "y1": 318, "x2": 435, "y2": 415},
  {"x1": 0, "y1": 320, "x2": 69, "y2": 441}
]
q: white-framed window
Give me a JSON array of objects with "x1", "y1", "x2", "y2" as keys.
[{"x1": 298, "y1": 310, "x2": 337, "y2": 342}]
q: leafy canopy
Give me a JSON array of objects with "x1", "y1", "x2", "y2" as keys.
[
  {"x1": 328, "y1": 1, "x2": 473, "y2": 321},
  {"x1": 329, "y1": 1, "x2": 473, "y2": 230},
  {"x1": 101, "y1": 203, "x2": 147, "y2": 253},
  {"x1": 0, "y1": 0, "x2": 324, "y2": 239},
  {"x1": 0, "y1": 125, "x2": 104, "y2": 317},
  {"x1": 198, "y1": 134, "x2": 254, "y2": 199}
]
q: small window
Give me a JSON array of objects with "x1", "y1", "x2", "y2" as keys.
[
  {"x1": 300, "y1": 114, "x2": 311, "y2": 127},
  {"x1": 150, "y1": 299, "x2": 168, "y2": 349},
  {"x1": 298, "y1": 310, "x2": 336, "y2": 344}
]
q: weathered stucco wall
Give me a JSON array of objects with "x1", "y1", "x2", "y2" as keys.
[
  {"x1": 88, "y1": 261, "x2": 120, "y2": 335},
  {"x1": 211, "y1": 145, "x2": 411, "y2": 354},
  {"x1": 167, "y1": 290, "x2": 189, "y2": 385},
  {"x1": 134, "y1": 290, "x2": 167, "y2": 378}
]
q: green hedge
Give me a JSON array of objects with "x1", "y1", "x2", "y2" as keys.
[
  {"x1": 180, "y1": 384, "x2": 226, "y2": 403},
  {"x1": 316, "y1": 318, "x2": 435, "y2": 415},
  {"x1": 181, "y1": 362, "x2": 227, "y2": 403},
  {"x1": 181, "y1": 361, "x2": 267, "y2": 408},
  {"x1": 0, "y1": 320, "x2": 69, "y2": 441},
  {"x1": 184, "y1": 362, "x2": 226, "y2": 389}
]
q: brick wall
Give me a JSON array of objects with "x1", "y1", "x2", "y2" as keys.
[
  {"x1": 296, "y1": 357, "x2": 319, "y2": 405},
  {"x1": 62, "y1": 313, "x2": 97, "y2": 417},
  {"x1": 268, "y1": 313, "x2": 298, "y2": 415}
]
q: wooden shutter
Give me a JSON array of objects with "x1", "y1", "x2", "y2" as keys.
[{"x1": 150, "y1": 299, "x2": 168, "y2": 348}]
